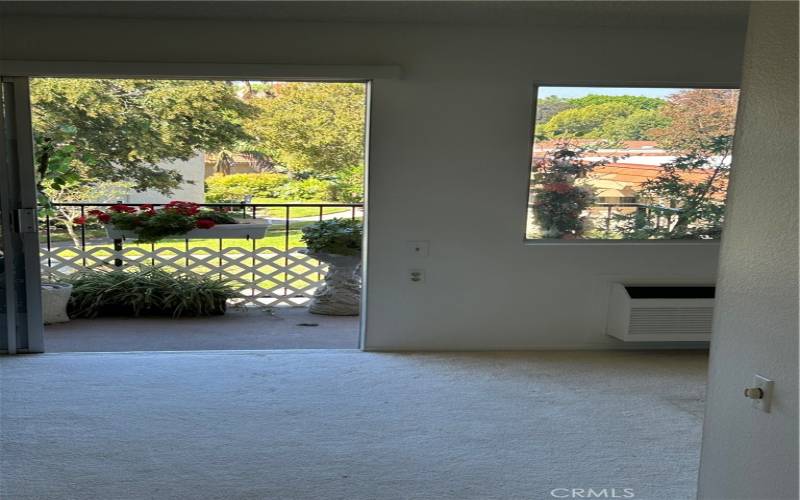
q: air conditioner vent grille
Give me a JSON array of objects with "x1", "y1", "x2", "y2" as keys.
[{"x1": 629, "y1": 307, "x2": 714, "y2": 336}]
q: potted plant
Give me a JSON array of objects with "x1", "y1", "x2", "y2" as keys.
[
  {"x1": 300, "y1": 218, "x2": 362, "y2": 316},
  {"x1": 42, "y1": 281, "x2": 73, "y2": 324},
  {"x1": 74, "y1": 201, "x2": 269, "y2": 243},
  {"x1": 64, "y1": 268, "x2": 235, "y2": 318}
]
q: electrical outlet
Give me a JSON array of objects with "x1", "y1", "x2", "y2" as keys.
[{"x1": 409, "y1": 269, "x2": 425, "y2": 283}]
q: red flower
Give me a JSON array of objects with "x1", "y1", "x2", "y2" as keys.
[
  {"x1": 97, "y1": 213, "x2": 112, "y2": 223},
  {"x1": 165, "y1": 200, "x2": 200, "y2": 216},
  {"x1": 109, "y1": 204, "x2": 136, "y2": 213},
  {"x1": 87, "y1": 209, "x2": 105, "y2": 216},
  {"x1": 195, "y1": 218, "x2": 216, "y2": 229},
  {"x1": 139, "y1": 204, "x2": 156, "y2": 215},
  {"x1": 72, "y1": 216, "x2": 87, "y2": 225}
]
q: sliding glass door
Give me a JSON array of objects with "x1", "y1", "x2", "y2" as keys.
[{"x1": 1, "y1": 76, "x2": 43, "y2": 353}]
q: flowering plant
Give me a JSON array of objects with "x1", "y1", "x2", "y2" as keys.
[
  {"x1": 531, "y1": 143, "x2": 609, "y2": 239},
  {"x1": 74, "y1": 201, "x2": 238, "y2": 243}
]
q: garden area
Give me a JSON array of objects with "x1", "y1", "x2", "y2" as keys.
[
  {"x1": 31, "y1": 78, "x2": 368, "y2": 350},
  {"x1": 527, "y1": 87, "x2": 739, "y2": 240}
]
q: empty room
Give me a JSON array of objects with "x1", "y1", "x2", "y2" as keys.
[{"x1": 1, "y1": 2, "x2": 797, "y2": 499}]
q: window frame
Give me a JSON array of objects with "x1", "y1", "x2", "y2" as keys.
[{"x1": 523, "y1": 82, "x2": 740, "y2": 246}]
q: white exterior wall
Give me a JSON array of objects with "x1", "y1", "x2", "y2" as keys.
[
  {"x1": 0, "y1": 8, "x2": 747, "y2": 350},
  {"x1": 121, "y1": 155, "x2": 206, "y2": 204},
  {"x1": 698, "y1": 3, "x2": 799, "y2": 498}
]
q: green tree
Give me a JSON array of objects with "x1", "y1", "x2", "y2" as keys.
[
  {"x1": 599, "y1": 108, "x2": 671, "y2": 141},
  {"x1": 248, "y1": 82, "x2": 366, "y2": 176},
  {"x1": 649, "y1": 89, "x2": 739, "y2": 152},
  {"x1": 530, "y1": 143, "x2": 609, "y2": 239},
  {"x1": 566, "y1": 94, "x2": 665, "y2": 110},
  {"x1": 32, "y1": 78, "x2": 256, "y2": 194},
  {"x1": 614, "y1": 88, "x2": 739, "y2": 239},
  {"x1": 539, "y1": 102, "x2": 637, "y2": 138},
  {"x1": 539, "y1": 94, "x2": 668, "y2": 140},
  {"x1": 614, "y1": 136, "x2": 732, "y2": 239},
  {"x1": 535, "y1": 95, "x2": 574, "y2": 124}
]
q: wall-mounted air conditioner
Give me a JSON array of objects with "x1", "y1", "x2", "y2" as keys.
[{"x1": 606, "y1": 284, "x2": 715, "y2": 342}]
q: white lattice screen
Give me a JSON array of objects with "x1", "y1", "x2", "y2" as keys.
[{"x1": 40, "y1": 245, "x2": 327, "y2": 306}]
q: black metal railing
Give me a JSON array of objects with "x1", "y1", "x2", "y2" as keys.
[
  {"x1": 591, "y1": 202, "x2": 682, "y2": 236},
  {"x1": 41, "y1": 201, "x2": 363, "y2": 250},
  {"x1": 39, "y1": 202, "x2": 364, "y2": 306},
  {"x1": 526, "y1": 201, "x2": 683, "y2": 238}
]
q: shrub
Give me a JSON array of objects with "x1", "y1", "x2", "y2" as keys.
[
  {"x1": 276, "y1": 177, "x2": 331, "y2": 200},
  {"x1": 325, "y1": 165, "x2": 364, "y2": 203},
  {"x1": 531, "y1": 143, "x2": 607, "y2": 238},
  {"x1": 301, "y1": 218, "x2": 362, "y2": 256},
  {"x1": 205, "y1": 173, "x2": 288, "y2": 202},
  {"x1": 65, "y1": 268, "x2": 235, "y2": 318}
]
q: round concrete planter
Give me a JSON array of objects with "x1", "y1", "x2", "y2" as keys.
[
  {"x1": 304, "y1": 251, "x2": 361, "y2": 316},
  {"x1": 42, "y1": 282, "x2": 73, "y2": 324}
]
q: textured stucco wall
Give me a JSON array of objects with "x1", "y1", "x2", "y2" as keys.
[{"x1": 698, "y1": 3, "x2": 799, "y2": 498}]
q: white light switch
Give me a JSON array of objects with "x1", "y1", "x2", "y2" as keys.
[{"x1": 408, "y1": 240, "x2": 429, "y2": 257}]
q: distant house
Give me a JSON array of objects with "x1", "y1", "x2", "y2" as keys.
[
  {"x1": 581, "y1": 163, "x2": 724, "y2": 205},
  {"x1": 203, "y1": 153, "x2": 274, "y2": 178},
  {"x1": 532, "y1": 140, "x2": 727, "y2": 205}
]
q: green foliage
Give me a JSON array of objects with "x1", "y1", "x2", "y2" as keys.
[
  {"x1": 195, "y1": 209, "x2": 238, "y2": 225},
  {"x1": 276, "y1": 177, "x2": 331, "y2": 200},
  {"x1": 599, "y1": 108, "x2": 671, "y2": 141},
  {"x1": 31, "y1": 78, "x2": 256, "y2": 194},
  {"x1": 535, "y1": 96, "x2": 574, "y2": 123},
  {"x1": 325, "y1": 165, "x2": 365, "y2": 203},
  {"x1": 539, "y1": 102, "x2": 637, "y2": 138},
  {"x1": 650, "y1": 89, "x2": 739, "y2": 153},
  {"x1": 205, "y1": 173, "x2": 288, "y2": 202},
  {"x1": 538, "y1": 94, "x2": 667, "y2": 141},
  {"x1": 566, "y1": 94, "x2": 665, "y2": 110},
  {"x1": 249, "y1": 82, "x2": 366, "y2": 175},
  {"x1": 530, "y1": 144, "x2": 608, "y2": 238},
  {"x1": 614, "y1": 136, "x2": 733, "y2": 240},
  {"x1": 111, "y1": 210, "x2": 198, "y2": 243},
  {"x1": 301, "y1": 218, "x2": 363, "y2": 256},
  {"x1": 89, "y1": 203, "x2": 238, "y2": 243},
  {"x1": 65, "y1": 268, "x2": 235, "y2": 318}
]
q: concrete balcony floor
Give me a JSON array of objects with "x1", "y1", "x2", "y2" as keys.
[{"x1": 44, "y1": 307, "x2": 360, "y2": 352}]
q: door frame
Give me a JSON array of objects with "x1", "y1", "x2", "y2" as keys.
[
  {"x1": 0, "y1": 61, "x2": 395, "y2": 351},
  {"x1": 1, "y1": 76, "x2": 44, "y2": 353}
]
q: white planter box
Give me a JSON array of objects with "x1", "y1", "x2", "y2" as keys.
[{"x1": 106, "y1": 220, "x2": 270, "y2": 240}]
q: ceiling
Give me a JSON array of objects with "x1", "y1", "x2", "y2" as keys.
[{"x1": 0, "y1": 1, "x2": 750, "y2": 29}]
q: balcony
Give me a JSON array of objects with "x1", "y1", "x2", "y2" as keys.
[
  {"x1": 39, "y1": 202, "x2": 363, "y2": 351},
  {"x1": 526, "y1": 201, "x2": 688, "y2": 240}
]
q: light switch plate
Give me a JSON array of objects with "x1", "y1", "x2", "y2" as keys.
[
  {"x1": 408, "y1": 240, "x2": 429, "y2": 257},
  {"x1": 752, "y1": 374, "x2": 774, "y2": 413}
]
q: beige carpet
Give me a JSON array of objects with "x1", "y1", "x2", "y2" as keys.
[{"x1": 1, "y1": 350, "x2": 707, "y2": 499}]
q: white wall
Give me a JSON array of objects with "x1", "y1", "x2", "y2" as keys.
[
  {"x1": 121, "y1": 155, "x2": 206, "y2": 205},
  {"x1": 698, "y1": 3, "x2": 799, "y2": 499},
  {"x1": 0, "y1": 6, "x2": 747, "y2": 349}
]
